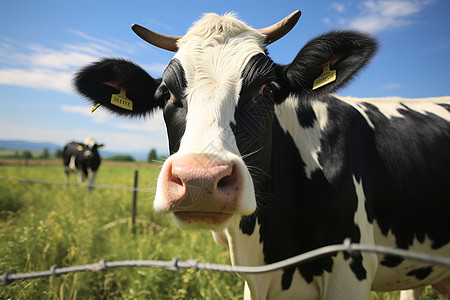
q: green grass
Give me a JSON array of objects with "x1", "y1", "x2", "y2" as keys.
[
  {"x1": 0, "y1": 164, "x2": 445, "y2": 299},
  {"x1": 0, "y1": 164, "x2": 243, "y2": 299},
  {"x1": 0, "y1": 150, "x2": 18, "y2": 158}
]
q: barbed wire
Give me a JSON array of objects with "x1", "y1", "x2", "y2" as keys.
[
  {"x1": 1, "y1": 239, "x2": 449, "y2": 285},
  {"x1": 1, "y1": 177, "x2": 449, "y2": 286},
  {"x1": 0, "y1": 176, "x2": 155, "y2": 192}
]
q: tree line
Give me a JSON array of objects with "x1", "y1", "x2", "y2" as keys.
[
  {"x1": 6, "y1": 148, "x2": 165, "y2": 163},
  {"x1": 8, "y1": 148, "x2": 60, "y2": 159}
]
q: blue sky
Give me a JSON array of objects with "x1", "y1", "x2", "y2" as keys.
[{"x1": 0, "y1": 0, "x2": 449, "y2": 156}]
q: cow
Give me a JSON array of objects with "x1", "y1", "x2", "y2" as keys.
[
  {"x1": 63, "y1": 135, "x2": 103, "y2": 187},
  {"x1": 73, "y1": 11, "x2": 450, "y2": 299}
]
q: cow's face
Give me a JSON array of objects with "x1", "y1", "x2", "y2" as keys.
[
  {"x1": 81, "y1": 136, "x2": 103, "y2": 160},
  {"x1": 74, "y1": 12, "x2": 377, "y2": 231},
  {"x1": 153, "y1": 16, "x2": 279, "y2": 230}
]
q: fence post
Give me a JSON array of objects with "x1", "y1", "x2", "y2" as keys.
[{"x1": 131, "y1": 170, "x2": 138, "y2": 237}]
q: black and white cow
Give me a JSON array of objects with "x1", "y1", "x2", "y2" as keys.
[
  {"x1": 63, "y1": 135, "x2": 103, "y2": 186},
  {"x1": 73, "y1": 11, "x2": 450, "y2": 299}
]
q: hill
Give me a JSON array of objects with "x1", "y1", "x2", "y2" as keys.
[
  {"x1": 0, "y1": 140, "x2": 149, "y2": 160},
  {"x1": 0, "y1": 140, "x2": 62, "y2": 152}
]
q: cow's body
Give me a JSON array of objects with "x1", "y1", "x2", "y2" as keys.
[
  {"x1": 73, "y1": 11, "x2": 450, "y2": 299},
  {"x1": 63, "y1": 136, "x2": 102, "y2": 186}
]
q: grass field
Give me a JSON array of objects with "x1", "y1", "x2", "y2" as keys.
[{"x1": 0, "y1": 161, "x2": 445, "y2": 299}]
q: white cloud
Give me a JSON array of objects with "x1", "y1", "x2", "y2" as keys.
[
  {"x1": 65, "y1": 29, "x2": 138, "y2": 56},
  {"x1": 0, "y1": 119, "x2": 168, "y2": 155},
  {"x1": 329, "y1": 0, "x2": 434, "y2": 33},
  {"x1": 60, "y1": 105, "x2": 113, "y2": 123},
  {"x1": 59, "y1": 104, "x2": 166, "y2": 133},
  {"x1": 143, "y1": 63, "x2": 168, "y2": 78},
  {"x1": 380, "y1": 83, "x2": 403, "y2": 90},
  {"x1": 0, "y1": 29, "x2": 168, "y2": 93},
  {"x1": 0, "y1": 34, "x2": 100, "y2": 94},
  {"x1": 0, "y1": 68, "x2": 73, "y2": 93},
  {"x1": 332, "y1": 2, "x2": 346, "y2": 13},
  {"x1": 114, "y1": 116, "x2": 167, "y2": 133},
  {"x1": 26, "y1": 46, "x2": 97, "y2": 70}
]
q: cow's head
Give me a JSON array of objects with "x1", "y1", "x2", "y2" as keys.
[
  {"x1": 82, "y1": 135, "x2": 104, "y2": 158},
  {"x1": 74, "y1": 11, "x2": 377, "y2": 231}
]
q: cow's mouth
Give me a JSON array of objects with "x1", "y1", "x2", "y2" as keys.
[{"x1": 174, "y1": 211, "x2": 233, "y2": 225}]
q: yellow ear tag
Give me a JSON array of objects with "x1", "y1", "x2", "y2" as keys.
[
  {"x1": 110, "y1": 89, "x2": 133, "y2": 111},
  {"x1": 76, "y1": 145, "x2": 84, "y2": 151},
  {"x1": 312, "y1": 62, "x2": 336, "y2": 90},
  {"x1": 91, "y1": 103, "x2": 101, "y2": 113}
]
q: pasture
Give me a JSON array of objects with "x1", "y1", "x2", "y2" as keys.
[{"x1": 0, "y1": 161, "x2": 444, "y2": 299}]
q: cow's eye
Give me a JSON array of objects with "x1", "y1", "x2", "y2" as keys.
[
  {"x1": 159, "y1": 85, "x2": 184, "y2": 107},
  {"x1": 259, "y1": 83, "x2": 274, "y2": 97},
  {"x1": 162, "y1": 87, "x2": 172, "y2": 102},
  {"x1": 157, "y1": 84, "x2": 174, "y2": 104}
]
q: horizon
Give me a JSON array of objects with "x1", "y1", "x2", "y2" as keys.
[
  {"x1": 0, "y1": 139, "x2": 153, "y2": 160},
  {"x1": 1, "y1": 0, "x2": 449, "y2": 154}
]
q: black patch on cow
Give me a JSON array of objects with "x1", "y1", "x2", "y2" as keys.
[
  {"x1": 282, "y1": 268, "x2": 296, "y2": 290},
  {"x1": 240, "y1": 53, "x2": 275, "y2": 94},
  {"x1": 360, "y1": 102, "x2": 450, "y2": 251},
  {"x1": 349, "y1": 252, "x2": 367, "y2": 280},
  {"x1": 248, "y1": 102, "x2": 368, "y2": 288},
  {"x1": 235, "y1": 54, "x2": 277, "y2": 207},
  {"x1": 407, "y1": 266, "x2": 433, "y2": 280},
  {"x1": 380, "y1": 255, "x2": 404, "y2": 268},
  {"x1": 159, "y1": 59, "x2": 187, "y2": 107},
  {"x1": 160, "y1": 59, "x2": 188, "y2": 154},
  {"x1": 296, "y1": 100, "x2": 317, "y2": 128},
  {"x1": 438, "y1": 103, "x2": 450, "y2": 113},
  {"x1": 240, "y1": 214, "x2": 256, "y2": 236}
]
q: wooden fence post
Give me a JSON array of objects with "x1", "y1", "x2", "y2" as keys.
[{"x1": 131, "y1": 170, "x2": 138, "y2": 236}]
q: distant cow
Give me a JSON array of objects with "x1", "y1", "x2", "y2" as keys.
[
  {"x1": 63, "y1": 136, "x2": 103, "y2": 186},
  {"x1": 73, "y1": 11, "x2": 450, "y2": 300}
]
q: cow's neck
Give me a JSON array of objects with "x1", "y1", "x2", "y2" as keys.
[{"x1": 220, "y1": 95, "x2": 328, "y2": 298}]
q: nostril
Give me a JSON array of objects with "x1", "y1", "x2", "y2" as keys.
[
  {"x1": 168, "y1": 161, "x2": 183, "y2": 187},
  {"x1": 216, "y1": 163, "x2": 240, "y2": 197},
  {"x1": 170, "y1": 173, "x2": 183, "y2": 187},
  {"x1": 166, "y1": 163, "x2": 185, "y2": 201},
  {"x1": 217, "y1": 175, "x2": 232, "y2": 187}
]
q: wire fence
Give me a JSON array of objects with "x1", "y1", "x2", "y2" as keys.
[
  {"x1": 0, "y1": 176, "x2": 155, "y2": 192},
  {"x1": 1, "y1": 238, "x2": 450, "y2": 285},
  {"x1": 0, "y1": 174, "x2": 154, "y2": 234},
  {"x1": 1, "y1": 176, "x2": 449, "y2": 286}
]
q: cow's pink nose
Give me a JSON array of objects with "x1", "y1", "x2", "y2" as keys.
[{"x1": 161, "y1": 153, "x2": 243, "y2": 217}]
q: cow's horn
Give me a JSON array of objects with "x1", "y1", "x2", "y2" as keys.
[
  {"x1": 132, "y1": 24, "x2": 181, "y2": 52},
  {"x1": 258, "y1": 10, "x2": 301, "y2": 45},
  {"x1": 132, "y1": 10, "x2": 301, "y2": 52}
]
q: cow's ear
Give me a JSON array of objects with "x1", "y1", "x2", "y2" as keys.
[
  {"x1": 283, "y1": 31, "x2": 378, "y2": 100},
  {"x1": 73, "y1": 58, "x2": 163, "y2": 117}
]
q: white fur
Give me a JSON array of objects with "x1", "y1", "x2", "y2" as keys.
[
  {"x1": 339, "y1": 96, "x2": 450, "y2": 125},
  {"x1": 274, "y1": 95, "x2": 326, "y2": 179},
  {"x1": 83, "y1": 135, "x2": 97, "y2": 148}
]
